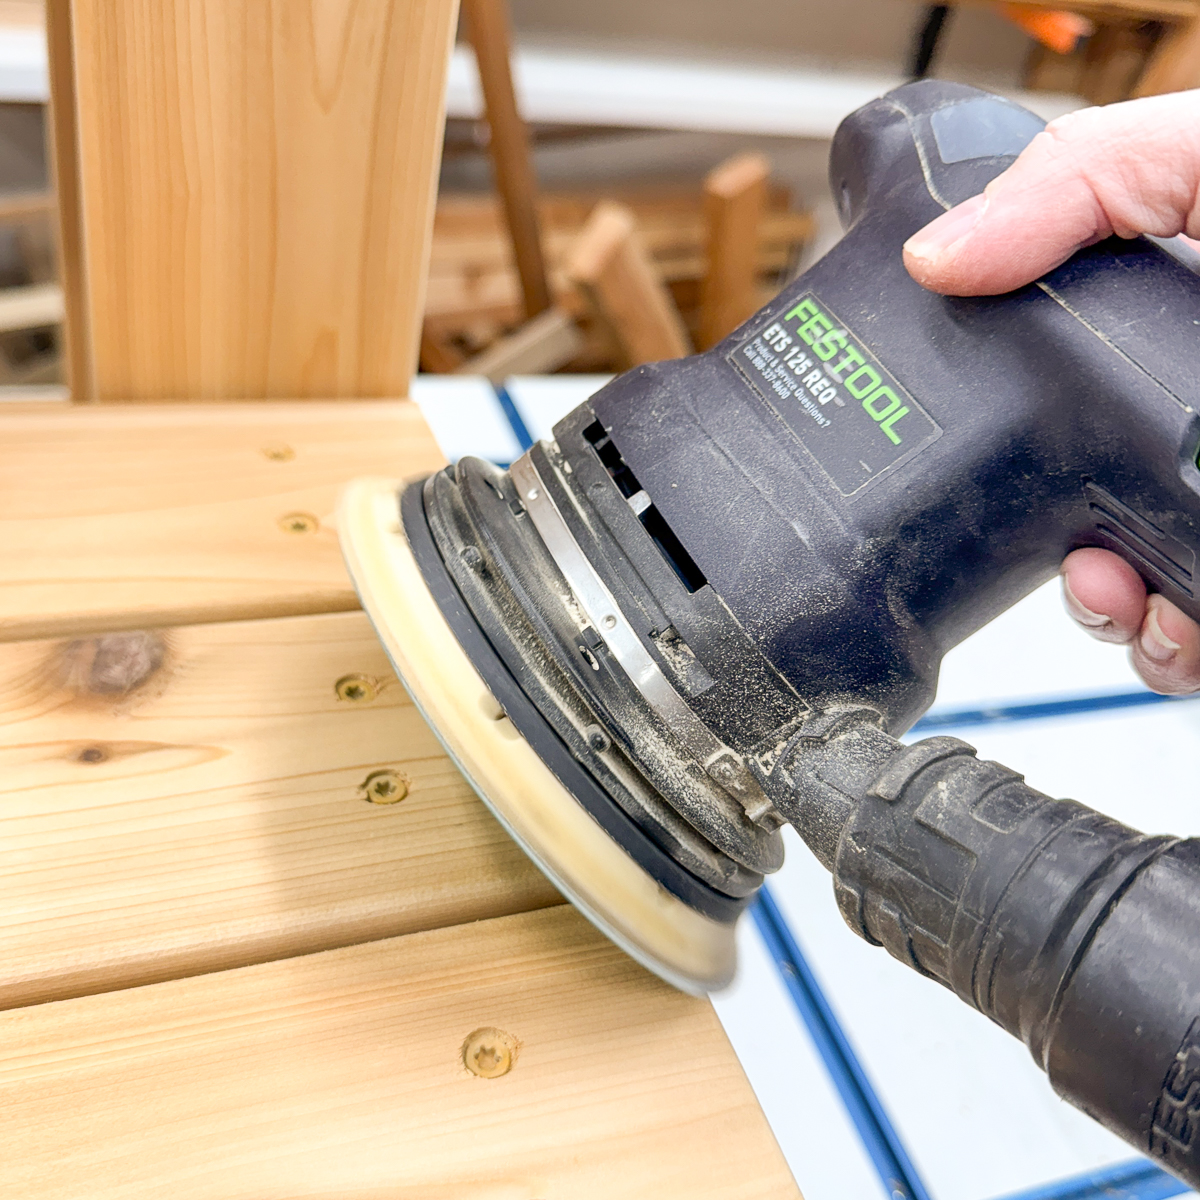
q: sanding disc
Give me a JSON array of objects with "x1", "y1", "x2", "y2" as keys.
[{"x1": 338, "y1": 476, "x2": 738, "y2": 994}]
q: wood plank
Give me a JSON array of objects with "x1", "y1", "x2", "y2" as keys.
[
  {"x1": 462, "y1": 0, "x2": 552, "y2": 320},
  {"x1": 66, "y1": 0, "x2": 458, "y2": 400},
  {"x1": 566, "y1": 200, "x2": 692, "y2": 367},
  {"x1": 0, "y1": 400, "x2": 445, "y2": 641},
  {"x1": 698, "y1": 152, "x2": 770, "y2": 351},
  {"x1": 0, "y1": 608, "x2": 562, "y2": 1010},
  {"x1": 0, "y1": 906, "x2": 799, "y2": 1199}
]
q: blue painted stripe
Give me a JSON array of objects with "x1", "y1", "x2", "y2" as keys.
[
  {"x1": 989, "y1": 1158, "x2": 1190, "y2": 1200},
  {"x1": 752, "y1": 886, "x2": 934, "y2": 1200},
  {"x1": 912, "y1": 689, "x2": 1200, "y2": 734},
  {"x1": 494, "y1": 384, "x2": 535, "y2": 452}
]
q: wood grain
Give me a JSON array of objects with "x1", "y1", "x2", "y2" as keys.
[
  {"x1": 0, "y1": 400, "x2": 445, "y2": 641},
  {"x1": 0, "y1": 906, "x2": 799, "y2": 1199},
  {"x1": 66, "y1": 0, "x2": 458, "y2": 399},
  {"x1": 0, "y1": 609, "x2": 562, "y2": 1009},
  {"x1": 566, "y1": 200, "x2": 692, "y2": 367}
]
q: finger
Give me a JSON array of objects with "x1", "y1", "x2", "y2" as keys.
[
  {"x1": 1061, "y1": 547, "x2": 1146, "y2": 644},
  {"x1": 1130, "y1": 593, "x2": 1200, "y2": 694},
  {"x1": 903, "y1": 91, "x2": 1200, "y2": 295}
]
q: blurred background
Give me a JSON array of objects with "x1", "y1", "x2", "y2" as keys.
[{"x1": 0, "y1": 0, "x2": 1179, "y2": 392}]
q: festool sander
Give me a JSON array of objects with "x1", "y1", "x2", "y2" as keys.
[{"x1": 342, "y1": 80, "x2": 1200, "y2": 1184}]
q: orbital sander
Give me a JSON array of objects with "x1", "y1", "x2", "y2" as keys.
[{"x1": 341, "y1": 80, "x2": 1200, "y2": 1184}]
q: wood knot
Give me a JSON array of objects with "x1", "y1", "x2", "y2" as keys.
[{"x1": 61, "y1": 631, "x2": 166, "y2": 696}]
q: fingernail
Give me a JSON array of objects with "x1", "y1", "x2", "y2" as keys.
[
  {"x1": 903, "y1": 194, "x2": 988, "y2": 262},
  {"x1": 1062, "y1": 577, "x2": 1112, "y2": 630},
  {"x1": 1141, "y1": 604, "x2": 1181, "y2": 662}
]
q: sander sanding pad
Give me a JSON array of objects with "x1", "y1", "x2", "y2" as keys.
[{"x1": 338, "y1": 477, "x2": 737, "y2": 993}]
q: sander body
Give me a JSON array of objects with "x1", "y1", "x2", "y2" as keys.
[{"x1": 340, "y1": 80, "x2": 1200, "y2": 1186}]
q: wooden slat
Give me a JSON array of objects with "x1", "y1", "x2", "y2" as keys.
[
  {"x1": 462, "y1": 0, "x2": 552, "y2": 320},
  {"x1": 566, "y1": 201, "x2": 692, "y2": 367},
  {"x1": 456, "y1": 304, "x2": 582, "y2": 382},
  {"x1": 0, "y1": 400, "x2": 445, "y2": 641},
  {"x1": 64, "y1": 0, "x2": 458, "y2": 400},
  {"x1": 698, "y1": 153, "x2": 770, "y2": 351},
  {"x1": 0, "y1": 906, "x2": 800, "y2": 1199},
  {"x1": 0, "y1": 608, "x2": 562, "y2": 1010}
]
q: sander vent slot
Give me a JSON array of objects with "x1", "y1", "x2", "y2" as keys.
[{"x1": 583, "y1": 419, "x2": 708, "y2": 594}]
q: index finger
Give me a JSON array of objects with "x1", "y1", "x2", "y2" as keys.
[{"x1": 903, "y1": 90, "x2": 1200, "y2": 296}]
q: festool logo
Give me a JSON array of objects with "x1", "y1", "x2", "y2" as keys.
[{"x1": 782, "y1": 297, "x2": 911, "y2": 445}]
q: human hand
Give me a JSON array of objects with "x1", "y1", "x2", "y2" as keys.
[{"x1": 902, "y1": 91, "x2": 1200, "y2": 693}]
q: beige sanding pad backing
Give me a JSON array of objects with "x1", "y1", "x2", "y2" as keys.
[{"x1": 338, "y1": 477, "x2": 737, "y2": 994}]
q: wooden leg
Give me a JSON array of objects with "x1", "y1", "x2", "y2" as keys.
[
  {"x1": 1135, "y1": 15, "x2": 1200, "y2": 95},
  {"x1": 566, "y1": 201, "x2": 692, "y2": 367},
  {"x1": 462, "y1": 0, "x2": 553, "y2": 321},
  {"x1": 44, "y1": 0, "x2": 92, "y2": 401},
  {"x1": 698, "y1": 152, "x2": 770, "y2": 351}
]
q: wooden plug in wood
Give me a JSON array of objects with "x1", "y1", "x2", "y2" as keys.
[
  {"x1": 456, "y1": 306, "x2": 583, "y2": 383},
  {"x1": 565, "y1": 201, "x2": 693, "y2": 368},
  {"x1": 698, "y1": 152, "x2": 770, "y2": 350}
]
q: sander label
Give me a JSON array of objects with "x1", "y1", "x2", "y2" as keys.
[{"x1": 728, "y1": 292, "x2": 941, "y2": 495}]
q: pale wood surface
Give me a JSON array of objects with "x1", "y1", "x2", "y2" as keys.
[
  {"x1": 0, "y1": 608, "x2": 562, "y2": 1010},
  {"x1": 65, "y1": 0, "x2": 458, "y2": 400},
  {"x1": 0, "y1": 400, "x2": 445, "y2": 641},
  {"x1": 462, "y1": 0, "x2": 552, "y2": 320},
  {"x1": 566, "y1": 200, "x2": 692, "y2": 367},
  {"x1": 699, "y1": 152, "x2": 770, "y2": 351},
  {"x1": 0, "y1": 906, "x2": 799, "y2": 1200}
]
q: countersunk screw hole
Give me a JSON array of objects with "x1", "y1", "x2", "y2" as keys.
[
  {"x1": 362, "y1": 770, "x2": 408, "y2": 805},
  {"x1": 335, "y1": 674, "x2": 378, "y2": 703},
  {"x1": 279, "y1": 512, "x2": 319, "y2": 534},
  {"x1": 462, "y1": 1027, "x2": 518, "y2": 1078}
]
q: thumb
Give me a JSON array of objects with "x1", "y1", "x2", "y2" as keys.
[{"x1": 903, "y1": 90, "x2": 1200, "y2": 296}]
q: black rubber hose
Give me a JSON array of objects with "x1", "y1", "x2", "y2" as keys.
[{"x1": 767, "y1": 708, "x2": 1200, "y2": 1189}]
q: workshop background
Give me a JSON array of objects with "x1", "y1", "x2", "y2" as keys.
[{"x1": 1, "y1": 0, "x2": 1196, "y2": 1197}]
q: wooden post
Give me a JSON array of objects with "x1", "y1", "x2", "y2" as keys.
[
  {"x1": 566, "y1": 201, "x2": 692, "y2": 367},
  {"x1": 697, "y1": 152, "x2": 770, "y2": 351},
  {"x1": 461, "y1": 0, "x2": 552, "y2": 321},
  {"x1": 48, "y1": 0, "x2": 459, "y2": 401}
]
